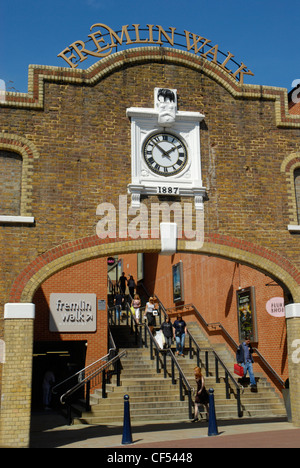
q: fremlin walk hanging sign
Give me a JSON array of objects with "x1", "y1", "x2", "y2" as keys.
[{"x1": 58, "y1": 23, "x2": 254, "y2": 84}]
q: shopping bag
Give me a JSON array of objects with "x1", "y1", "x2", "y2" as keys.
[
  {"x1": 155, "y1": 330, "x2": 164, "y2": 349},
  {"x1": 130, "y1": 306, "x2": 135, "y2": 316},
  {"x1": 234, "y1": 364, "x2": 244, "y2": 377}
]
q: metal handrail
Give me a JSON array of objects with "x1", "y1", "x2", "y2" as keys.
[
  {"x1": 138, "y1": 290, "x2": 242, "y2": 416},
  {"x1": 143, "y1": 322, "x2": 193, "y2": 419},
  {"x1": 167, "y1": 302, "x2": 285, "y2": 389},
  {"x1": 187, "y1": 329, "x2": 243, "y2": 417},
  {"x1": 52, "y1": 353, "x2": 109, "y2": 396},
  {"x1": 59, "y1": 350, "x2": 127, "y2": 405},
  {"x1": 52, "y1": 327, "x2": 118, "y2": 397}
]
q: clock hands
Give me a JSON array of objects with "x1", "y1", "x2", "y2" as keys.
[
  {"x1": 152, "y1": 141, "x2": 177, "y2": 160},
  {"x1": 143, "y1": 132, "x2": 188, "y2": 176}
]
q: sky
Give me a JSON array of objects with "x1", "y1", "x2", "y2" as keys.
[{"x1": 1, "y1": 0, "x2": 300, "y2": 94}]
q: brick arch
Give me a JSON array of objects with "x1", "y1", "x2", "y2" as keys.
[{"x1": 9, "y1": 233, "x2": 300, "y2": 304}]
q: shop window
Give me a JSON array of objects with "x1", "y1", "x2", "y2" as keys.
[
  {"x1": 294, "y1": 168, "x2": 300, "y2": 224},
  {"x1": 0, "y1": 150, "x2": 22, "y2": 215}
]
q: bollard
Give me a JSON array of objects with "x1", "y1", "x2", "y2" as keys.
[
  {"x1": 122, "y1": 394, "x2": 133, "y2": 445},
  {"x1": 208, "y1": 388, "x2": 219, "y2": 437}
]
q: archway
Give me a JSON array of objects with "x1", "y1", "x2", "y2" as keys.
[
  {"x1": 9, "y1": 236, "x2": 300, "y2": 304},
  {"x1": 2, "y1": 235, "x2": 300, "y2": 446}
]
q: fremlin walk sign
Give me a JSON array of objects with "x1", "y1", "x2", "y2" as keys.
[{"x1": 58, "y1": 23, "x2": 254, "y2": 84}]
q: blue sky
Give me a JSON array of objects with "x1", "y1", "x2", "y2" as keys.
[{"x1": 1, "y1": 0, "x2": 300, "y2": 93}]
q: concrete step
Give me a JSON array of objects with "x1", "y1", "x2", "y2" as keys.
[{"x1": 72, "y1": 319, "x2": 287, "y2": 425}]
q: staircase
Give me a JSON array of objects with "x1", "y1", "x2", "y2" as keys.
[
  {"x1": 73, "y1": 347, "x2": 190, "y2": 425},
  {"x1": 71, "y1": 320, "x2": 287, "y2": 425},
  {"x1": 183, "y1": 322, "x2": 287, "y2": 420}
]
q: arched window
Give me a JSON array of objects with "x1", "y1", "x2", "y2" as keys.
[
  {"x1": 0, "y1": 150, "x2": 22, "y2": 215},
  {"x1": 294, "y1": 168, "x2": 300, "y2": 224}
]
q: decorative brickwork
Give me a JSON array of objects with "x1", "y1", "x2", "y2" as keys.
[{"x1": 2, "y1": 46, "x2": 300, "y2": 444}]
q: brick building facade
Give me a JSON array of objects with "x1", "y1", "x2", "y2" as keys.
[{"x1": 2, "y1": 42, "x2": 300, "y2": 446}]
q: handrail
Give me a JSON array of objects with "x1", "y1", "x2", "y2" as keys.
[
  {"x1": 253, "y1": 347, "x2": 285, "y2": 388},
  {"x1": 60, "y1": 350, "x2": 127, "y2": 405},
  {"x1": 52, "y1": 353, "x2": 110, "y2": 396},
  {"x1": 187, "y1": 328, "x2": 243, "y2": 417},
  {"x1": 52, "y1": 328, "x2": 118, "y2": 397},
  {"x1": 137, "y1": 290, "x2": 242, "y2": 416},
  {"x1": 167, "y1": 302, "x2": 285, "y2": 389},
  {"x1": 143, "y1": 322, "x2": 193, "y2": 419}
]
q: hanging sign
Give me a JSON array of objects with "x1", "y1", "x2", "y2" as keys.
[{"x1": 266, "y1": 297, "x2": 285, "y2": 318}]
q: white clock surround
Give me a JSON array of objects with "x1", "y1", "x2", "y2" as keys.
[{"x1": 126, "y1": 88, "x2": 206, "y2": 210}]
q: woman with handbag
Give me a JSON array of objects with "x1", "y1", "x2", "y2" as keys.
[
  {"x1": 144, "y1": 297, "x2": 157, "y2": 334},
  {"x1": 191, "y1": 366, "x2": 209, "y2": 422}
]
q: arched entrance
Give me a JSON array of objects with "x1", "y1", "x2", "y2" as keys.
[
  {"x1": 3, "y1": 39, "x2": 300, "y2": 446},
  {"x1": 2, "y1": 236, "x2": 300, "y2": 446},
  {"x1": 9, "y1": 236, "x2": 300, "y2": 304}
]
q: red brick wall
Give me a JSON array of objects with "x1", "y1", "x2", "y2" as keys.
[
  {"x1": 143, "y1": 252, "x2": 288, "y2": 381},
  {"x1": 33, "y1": 257, "x2": 107, "y2": 366}
]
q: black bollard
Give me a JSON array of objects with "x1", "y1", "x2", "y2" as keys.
[
  {"x1": 208, "y1": 388, "x2": 219, "y2": 437},
  {"x1": 122, "y1": 394, "x2": 133, "y2": 445}
]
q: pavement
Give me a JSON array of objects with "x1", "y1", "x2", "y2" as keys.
[{"x1": 29, "y1": 411, "x2": 300, "y2": 449}]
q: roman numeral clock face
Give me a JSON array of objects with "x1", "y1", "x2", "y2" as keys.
[{"x1": 143, "y1": 132, "x2": 188, "y2": 177}]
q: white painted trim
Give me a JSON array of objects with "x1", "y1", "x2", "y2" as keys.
[
  {"x1": 288, "y1": 225, "x2": 300, "y2": 232},
  {"x1": 160, "y1": 222, "x2": 177, "y2": 256},
  {"x1": 285, "y1": 303, "x2": 300, "y2": 319},
  {"x1": 4, "y1": 303, "x2": 35, "y2": 320},
  {"x1": 0, "y1": 216, "x2": 35, "y2": 224}
]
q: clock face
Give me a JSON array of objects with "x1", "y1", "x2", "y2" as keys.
[{"x1": 143, "y1": 132, "x2": 188, "y2": 177}]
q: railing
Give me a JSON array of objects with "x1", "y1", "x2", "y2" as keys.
[
  {"x1": 167, "y1": 302, "x2": 286, "y2": 389},
  {"x1": 143, "y1": 321, "x2": 193, "y2": 419},
  {"x1": 108, "y1": 303, "x2": 144, "y2": 347},
  {"x1": 56, "y1": 350, "x2": 126, "y2": 424},
  {"x1": 117, "y1": 288, "x2": 243, "y2": 418},
  {"x1": 52, "y1": 324, "x2": 125, "y2": 425},
  {"x1": 109, "y1": 297, "x2": 193, "y2": 418},
  {"x1": 187, "y1": 329, "x2": 243, "y2": 417}
]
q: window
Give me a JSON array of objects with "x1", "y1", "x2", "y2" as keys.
[
  {"x1": 294, "y1": 168, "x2": 300, "y2": 224},
  {"x1": 0, "y1": 150, "x2": 22, "y2": 216}
]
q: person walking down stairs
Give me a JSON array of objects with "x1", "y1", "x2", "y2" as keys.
[
  {"x1": 236, "y1": 338, "x2": 257, "y2": 389},
  {"x1": 160, "y1": 316, "x2": 173, "y2": 348},
  {"x1": 173, "y1": 314, "x2": 187, "y2": 356},
  {"x1": 191, "y1": 366, "x2": 209, "y2": 422},
  {"x1": 144, "y1": 297, "x2": 158, "y2": 334}
]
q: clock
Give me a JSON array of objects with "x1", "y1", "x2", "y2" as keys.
[{"x1": 143, "y1": 131, "x2": 188, "y2": 177}]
